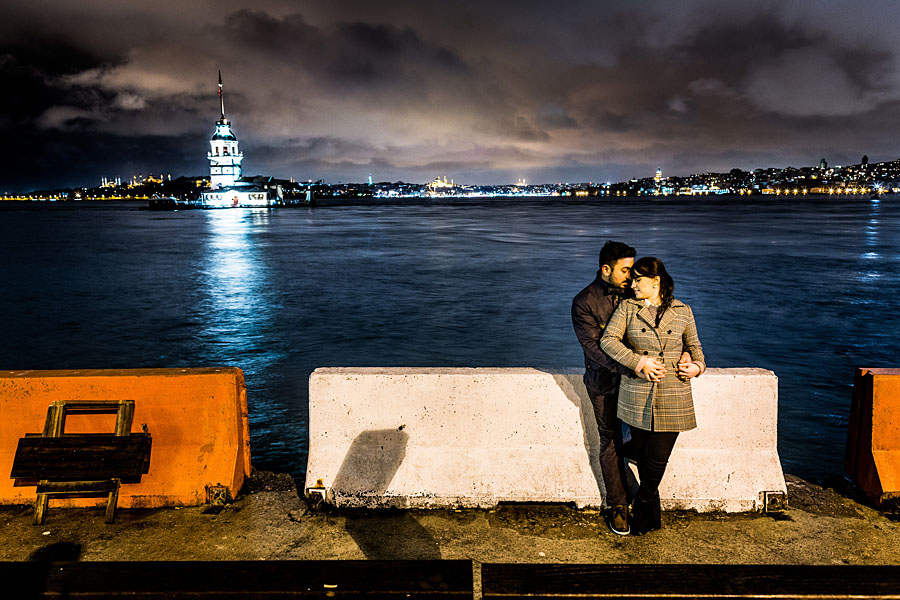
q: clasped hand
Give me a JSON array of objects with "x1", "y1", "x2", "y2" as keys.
[
  {"x1": 676, "y1": 359, "x2": 701, "y2": 380},
  {"x1": 638, "y1": 352, "x2": 700, "y2": 382},
  {"x1": 637, "y1": 358, "x2": 667, "y2": 382}
]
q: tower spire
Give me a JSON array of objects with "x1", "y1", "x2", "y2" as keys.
[{"x1": 218, "y1": 70, "x2": 225, "y2": 120}]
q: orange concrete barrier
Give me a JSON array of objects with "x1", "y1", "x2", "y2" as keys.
[
  {"x1": 0, "y1": 368, "x2": 250, "y2": 508},
  {"x1": 846, "y1": 368, "x2": 900, "y2": 506}
]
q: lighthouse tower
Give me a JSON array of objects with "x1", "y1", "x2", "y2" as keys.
[{"x1": 208, "y1": 71, "x2": 243, "y2": 189}]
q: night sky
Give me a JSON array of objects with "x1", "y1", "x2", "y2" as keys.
[{"x1": 3, "y1": 0, "x2": 900, "y2": 192}]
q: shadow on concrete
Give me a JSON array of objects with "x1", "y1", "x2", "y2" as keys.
[
  {"x1": 13, "y1": 542, "x2": 84, "y2": 600},
  {"x1": 546, "y1": 371, "x2": 638, "y2": 504},
  {"x1": 541, "y1": 371, "x2": 606, "y2": 502},
  {"x1": 333, "y1": 428, "x2": 441, "y2": 559},
  {"x1": 342, "y1": 509, "x2": 442, "y2": 559},
  {"x1": 332, "y1": 428, "x2": 409, "y2": 495},
  {"x1": 28, "y1": 541, "x2": 82, "y2": 562}
]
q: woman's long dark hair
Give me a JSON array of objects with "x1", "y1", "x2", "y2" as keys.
[{"x1": 632, "y1": 256, "x2": 674, "y2": 327}]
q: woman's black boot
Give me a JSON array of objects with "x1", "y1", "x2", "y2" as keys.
[
  {"x1": 630, "y1": 496, "x2": 652, "y2": 536},
  {"x1": 650, "y1": 492, "x2": 662, "y2": 532}
]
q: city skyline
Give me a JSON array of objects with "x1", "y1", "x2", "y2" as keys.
[
  {"x1": 9, "y1": 152, "x2": 897, "y2": 203},
  {"x1": 3, "y1": 1, "x2": 900, "y2": 192}
]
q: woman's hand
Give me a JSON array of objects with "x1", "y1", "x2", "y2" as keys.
[
  {"x1": 638, "y1": 358, "x2": 667, "y2": 382},
  {"x1": 677, "y1": 359, "x2": 701, "y2": 380}
]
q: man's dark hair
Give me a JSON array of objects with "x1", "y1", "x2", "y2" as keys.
[{"x1": 598, "y1": 240, "x2": 636, "y2": 269}]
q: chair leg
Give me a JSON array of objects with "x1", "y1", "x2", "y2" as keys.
[
  {"x1": 34, "y1": 493, "x2": 49, "y2": 525},
  {"x1": 105, "y1": 480, "x2": 120, "y2": 524},
  {"x1": 43, "y1": 403, "x2": 66, "y2": 437}
]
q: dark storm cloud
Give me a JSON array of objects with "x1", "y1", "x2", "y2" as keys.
[
  {"x1": 0, "y1": 37, "x2": 119, "y2": 190},
  {"x1": 219, "y1": 9, "x2": 471, "y2": 98},
  {"x1": 567, "y1": 12, "x2": 894, "y2": 126},
  {"x1": 2, "y1": 0, "x2": 900, "y2": 190},
  {"x1": 537, "y1": 6, "x2": 900, "y2": 177}
]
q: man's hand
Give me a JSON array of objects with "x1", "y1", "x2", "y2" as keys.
[
  {"x1": 677, "y1": 359, "x2": 701, "y2": 380},
  {"x1": 638, "y1": 358, "x2": 667, "y2": 382}
]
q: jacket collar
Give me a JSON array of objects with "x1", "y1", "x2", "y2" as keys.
[
  {"x1": 593, "y1": 272, "x2": 632, "y2": 299},
  {"x1": 631, "y1": 298, "x2": 685, "y2": 331}
]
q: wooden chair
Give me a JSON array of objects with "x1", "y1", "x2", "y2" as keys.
[{"x1": 9, "y1": 400, "x2": 151, "y2": 524}]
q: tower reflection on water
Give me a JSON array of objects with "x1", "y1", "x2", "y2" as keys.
[
  {"x1": 199, "y1": 207, "x2": 282, "y2": 353},
  {"x1": 197, "y1": 208, "x2": 292, "y2": 461}
]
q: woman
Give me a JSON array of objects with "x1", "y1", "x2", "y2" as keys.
[{"x1": 600, "y1": 256, "x2": 705, "y2": 535}]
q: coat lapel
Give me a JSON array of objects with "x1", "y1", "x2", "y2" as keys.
[
  {"x1": 636, "y1": 303, "x2": 662, "y2": 346},
  {"x1": 656, "y1": 301, "x2": 684, "y2": 351},
  {"x1": 636, "y1": 303, "x2": 656, "y2": 328}
]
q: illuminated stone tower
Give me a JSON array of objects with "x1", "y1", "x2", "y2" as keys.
[
  {"x1": 208, "y1": 71, "x2": 243, "y2": 189},
  {"x1": 655, "y1": 167, "x2": 662, "y2": 183}
]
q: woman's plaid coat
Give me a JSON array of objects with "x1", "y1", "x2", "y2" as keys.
[{"x1": 600, "y1": 298, "x2": 705, "y2": 432}]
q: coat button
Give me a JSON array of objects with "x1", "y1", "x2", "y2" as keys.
[
  {"x1": 659, "y1": 352, "x2": 664, "y2": 357},
  {"x1": 667, "y1": 330, "x2": 672, "y2": 334},
  {"x1": 641, "y1": 327, "x2": 646, "y2": 332},
  {"x1": 643, "y1": 351, "x2": 648, "y2": 355}
]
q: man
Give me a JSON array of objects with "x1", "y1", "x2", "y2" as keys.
[{"x1": 571, "y1": 240, "x2": 638, "y2": 535}]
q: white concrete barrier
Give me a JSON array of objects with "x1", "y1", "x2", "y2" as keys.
[{"x1": 306, "y1": 367, "x2": 786, "y2": 512}]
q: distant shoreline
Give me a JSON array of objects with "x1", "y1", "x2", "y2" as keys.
[{"x1": 0, "y1": 192, "x2": 889, "y2": 209}]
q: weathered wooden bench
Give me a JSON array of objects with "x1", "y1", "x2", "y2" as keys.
[
  {"x1": 481, "y1": 564, "x2": 900, "y2": 599},
  {"x1": 1, "y1": 560, "x2": 474, "y2": 599},
  {"x1": 9, "y1": 400, "x2": 151, "y2": 524}
]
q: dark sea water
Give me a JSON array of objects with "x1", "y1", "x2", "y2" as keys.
[{"x1": 1, "y1": 196, "x2": 898, "y2": 483}]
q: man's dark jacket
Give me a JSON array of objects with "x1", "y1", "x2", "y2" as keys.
[{"x1": 572, "y1": 273, "x2": 632, "y2": 389}]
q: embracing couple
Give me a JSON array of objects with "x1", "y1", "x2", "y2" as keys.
[{"x1": 572, "y1": 240, "x2": 705, "y2": 536}]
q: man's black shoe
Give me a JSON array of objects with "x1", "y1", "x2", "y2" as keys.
[{"x1": 606, "y1": 504, "x2": 630, "y2": 536}]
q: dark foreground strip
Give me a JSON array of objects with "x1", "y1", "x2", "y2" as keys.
[
  {"x1": 482, "y1": 564, "x2": 900, "y2": 599},
  {"x1": 6, "y1": 562, "x2": 900, "y2": 599},
  {"x1": 1, "y1": 560, "x2": 473, "y2": 599}
]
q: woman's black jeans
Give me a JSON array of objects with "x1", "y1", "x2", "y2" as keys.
[{"x1": 629, "y1": 427, "x2": 679, "y2": 502}]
